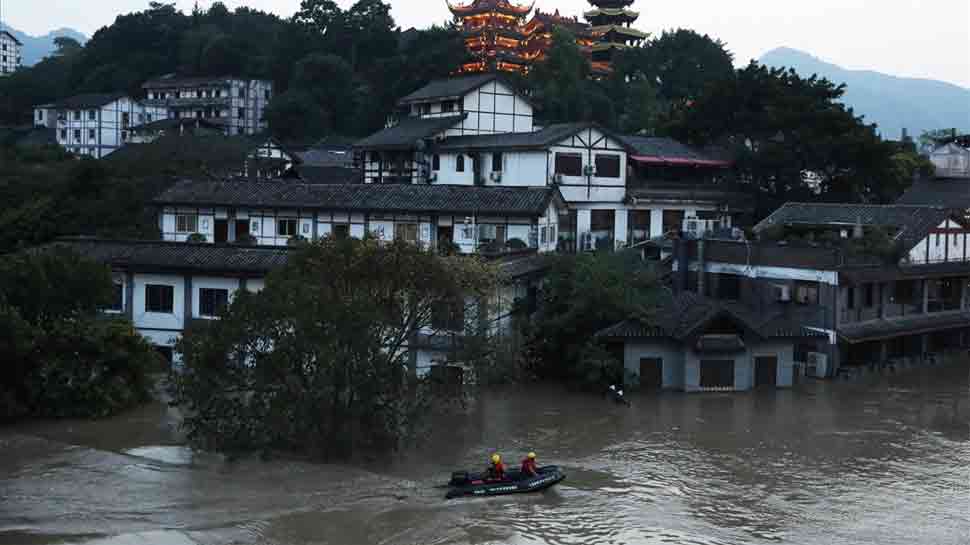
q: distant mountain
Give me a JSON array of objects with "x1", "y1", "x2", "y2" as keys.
[
  {"x1": 0, "y1": 25, "x2": 87, "y2": 66},
  {"x1": 759, "y1": 47, "x2": 970, "y2": 141}
]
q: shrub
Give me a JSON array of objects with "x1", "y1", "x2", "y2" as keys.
[{"x1": 186, "y1": 233, "x2": 207, "y2": 243}]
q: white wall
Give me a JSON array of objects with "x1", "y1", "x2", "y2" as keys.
[
  {"x1": 192, "y1": 277, "x2": 240, "y2": 319},
  {"x1": 908, "y1": 219, "x2": 970, "y2": 264},
  {"x1": 0, "y1": 34, "x2": 21, "y2": 75},
  {"x1": 132, "y1": 273, "x2": 185, "y2": 334}
]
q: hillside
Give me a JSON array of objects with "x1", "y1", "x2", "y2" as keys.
[
  {"x1": 760, "y1": 47, "x2": 970, "y2": 140},
  {"x1": 1, "y1": 25, "x2": 87, "y2": 66}
]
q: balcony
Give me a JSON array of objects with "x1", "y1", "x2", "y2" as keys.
[{"x1": 144, "y1": 96, "x2": 230, "y2": 108}]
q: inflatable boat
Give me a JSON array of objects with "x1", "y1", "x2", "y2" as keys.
[{"x1": 445, "y1": 465, "x2": 565, "y2": 499}]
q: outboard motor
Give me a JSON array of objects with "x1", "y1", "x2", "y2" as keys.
[{"x1": 449, "y1": 471, "x2": 470, "y2": 486}]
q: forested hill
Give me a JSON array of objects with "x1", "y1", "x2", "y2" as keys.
[
  {"x1": 0, "y1": 1, "x2": 465, "y2": 139},
  {"x1": 1, "y1": 25, "x2": 88, "y2": 66},
  {"x1": 760, "y1": 47, "x2": 970, "y2": 140}
]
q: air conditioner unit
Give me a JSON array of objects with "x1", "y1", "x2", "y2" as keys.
[
  {"x1": 583, "y1": 165, "x2": 596, "y2": 176},
  {"x1": 490, "y1": 172, "x2": 503, "y2": 183},
  {"x1": 771, "y1": 284, "x2": 792, "y2": 302},
  {"x1": 806, "y1": 352, "x2": 829, "y2": 378},
  {"x1": 552, "y1": 174, "x2": 564, "y2": 185}
]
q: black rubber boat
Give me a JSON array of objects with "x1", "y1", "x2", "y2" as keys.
[{"x1": 445, "y1": 465, "x2": 565, "y2": 499}]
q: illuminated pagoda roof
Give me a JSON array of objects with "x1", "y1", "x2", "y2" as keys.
[
  {"x1": 584, "y1": 7, "x2": 639, "y2": 25},
  {"x1": 448, "y1": 0, "x2": 535, "y2": 17},
  {"x1": 590, "y1": 24, "x2": 648, "y2": 41},
  {"x1": 525, "y1": 9, "x2": 591, "y2": 34}
]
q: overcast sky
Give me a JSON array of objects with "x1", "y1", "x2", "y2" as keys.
[{"x1": 4, "y1": 0, "x2": 969, "y2": 87}]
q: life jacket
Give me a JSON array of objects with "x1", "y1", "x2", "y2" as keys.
[{"x1": 521, "y1": 458, "x2": 537, "y2": 474}]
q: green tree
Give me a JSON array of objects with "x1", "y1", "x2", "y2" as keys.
[
  {"x1": 523, "y1": 251, "x2": 660, "y2": 384},
  {"x1": 637, "y1": 29, "x2": 734, "y2": 104},
  {"x1": 174, "y1": 237, "x2": 497, "y2": 460},
  {"x1": 529, "y1": 29, "x2": 618, "y2": 125},
  {"x1": 290, "y1": 53, "x2": 357, "y2": 134},
  {"x1": 264, "y1": 91, "x2": 330, "y2": 142}
]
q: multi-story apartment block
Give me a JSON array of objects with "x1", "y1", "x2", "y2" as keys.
[
  {"x1": 356, "y1": 74, "x2": 750, "y2": 252},
  {"x1": 0, "y1": 30, "x2": 22, "y2": 75},
  {"x1": 142, "y1": 75, "x2": 273, "y2": 136},
  {"x1": 33, "y1": 94, "x2": 168, "y2": 158}
]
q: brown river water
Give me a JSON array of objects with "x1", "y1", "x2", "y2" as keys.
[{"x1": 2, "y1": 364, "x2": 968, "y2": 545}]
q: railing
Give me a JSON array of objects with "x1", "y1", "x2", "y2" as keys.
[{"x1": 144, "y1": 96, "x2": 230, "y2": 107}]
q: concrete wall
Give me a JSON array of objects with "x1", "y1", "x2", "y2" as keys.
[{"x1": 622, "y1": 337, "x2": 797, "y2": 392}]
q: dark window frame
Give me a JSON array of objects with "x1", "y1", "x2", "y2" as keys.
[
  {"x1": 432, "y1": 154, "x2": 440, "y2": 171},
  {"x1": 492, "y1": 152, "x2": 503, "y2": 172},
  {"x1": 554, "y1": 153, "x2": 583, "y2": 176},
  {"x1": 277, "y1": 218, "x2": 298, "y2": 237},
  {"x1": 108, "y1": 282, "x2": 124, "y2": 312},
  {"x1": 199, "y1": 288, "x2": 230, "y2": 318},
  {"x1": 595, "y1": 154, "x2": 621, "y2": 178},
  {"x1": 456, "y1": 154, "x2": 465, "y2": 173},
  {"x1": 145, "y1": 284, "x2": 175, "y2": 314}
]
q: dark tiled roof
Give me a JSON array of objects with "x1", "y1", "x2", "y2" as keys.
[
  {"x1": 296, "y1": 146, "x2": 354, "y2": 167},
  {"x1": 597, "y1": 292, "x2": 825, "y2": 341},
  {"x1": 841, "y1": 261, "x2": 970, "y2": 285},
  {"x1": 897, "y1": 179, "x2": 970, "y2": 209},
  {"x1": 399, "y1": 74, "x2": 499, "y2": 104},
  {"x1": 754, "y1": 203, "x2": 955, "y2": 250},
  {"x1": 142, "y1": 74, "x2": 247, "y2": 88},
  {"x1": 436, "y1": 123, "x2": 596, "y2": 151},
  {"x1": 838, "y1": 311, "x2": 970, "y2": 344},
  {"x1": 1, "y1": 30, "x2": 22, "y2": 45},
  {"x1": 43, "y1": 238, "x2": 291, "y2": 275},
  {"x1": 156, "y1": 180, "x2": 560, "y2": 216},
  {"x1": 294, "y1": 165, "x2": 361, "y2": 185},
  {"x1": 495, "y1": 253, "x2": 550, "y2": 280},
  {"x1": 355, "y1": 114, "x2": 466, "y2": 151},
  {"x1": 46, "y1": 93, "x2": 128, "y2": 110}
]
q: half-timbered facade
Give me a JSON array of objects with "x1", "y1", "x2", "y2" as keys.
[
  {"x1": 33, "y1": 94, "x2": 168, "y2": 158},
  {"x1": 154, "y1": 179, "x2": 564, "y2": 254},
  {"x1": 142, "y1": 75, "x2": 273, "y2": 136},
  {"x1": 673, "y1": 203, "x2": 970, "y2": 380},
  {"x1": 0, "y1": 30, "x2": 21, "y2": 75}
]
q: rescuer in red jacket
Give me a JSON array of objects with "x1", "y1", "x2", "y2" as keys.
[
  {"x1": 487, "y1": 453, "x2": 506, "y2": 481},
  {"x1": 520, "y1": 452, "x2": 538, "y2": 477}
]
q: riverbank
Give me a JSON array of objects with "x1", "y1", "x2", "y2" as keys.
[{"x1": 1, "y1": 362, "x2": 968, "y2": 545}]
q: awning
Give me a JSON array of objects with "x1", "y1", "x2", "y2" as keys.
[{"x1": 631, "y1": 155, "x2": 732, "y2": 168}]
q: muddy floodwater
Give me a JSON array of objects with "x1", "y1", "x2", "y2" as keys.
[{"x1": 2, "y1": 364, "x2": 968, "y2": 545}]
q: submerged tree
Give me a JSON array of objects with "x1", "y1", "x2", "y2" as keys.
[{"x1": 174, "y1": 237, "x2": 497, "y2": 460}]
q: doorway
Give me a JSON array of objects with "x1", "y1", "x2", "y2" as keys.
[
  {"x1": 755, "y1": 356, "x2": 778, "y2": 387},
  {"x1": 214, "y1": 220, "x2": 229, "y2": 243},
  {"x1": 235, "y1": 220, "x2": 250, "y2": 242},
  {"x1": 700, "y1": 360, "x2": 735, "y2": 389},
  {"x1": 639, "y1": 358, "x2": 663, "y2": 390}
]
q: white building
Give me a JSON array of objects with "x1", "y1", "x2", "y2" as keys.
[
  {"x1": 43, "y1": 239, "x2": 285, "y2": 365},
  {"x1": 33, "y1": 93, "x2": 168, "y2": 158},
  {"x1": 154, "y1": 179, "x2": 564, "y2": 254},
  {"x1": 356, "y1": 75, "x2": 751, "y2": 252},
  {"x1": 142, "y1": 74, "x2": 273, "y2": 136},
  {"x1": 0, "y1": 30, "x2": 21, "y2": 76}
]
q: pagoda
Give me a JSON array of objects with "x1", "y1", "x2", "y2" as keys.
[
  {"x1": 521, "y1": 9, "x2": 595, "y2": 64},
  {"x1": 584, "y1": 0, "x2": 647, "y2": 73},
  {"x1": 448, "y1": 0, "x2": 535, "y2": 74}
]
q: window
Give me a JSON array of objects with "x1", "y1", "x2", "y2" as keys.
[
  {"x1": 59, "y1": 129, "x2": 66, "y2": 140},
  {"x1": 492, "y1": 152, "x2": 503, "y2": 172},
  {"x1": 237, "y1": 107, "x2": 245, "y2": 119},
  {"x1": 432, "y1": 154, "x2": 440, "y2": 171},
  {"x1": 88, "y1": 109, "x2": 96, "y2": 120},
  {"x1": 147, "y1": 113, "x2": 153, "y2": 122},
  {"x1": 333, "y1": 224, "x2": 350, "y2": 239},
  {"x1": 277, "y1": 219, "x2": 298, "y2": 237},
  {"x1": 395, "y1": 223, "x2": 419, "y2": 243},
  {"x1": 478, "y1": 224, "x2": 506, "y2": 245},
  {"x1": 442, "y1": 100, "x2": 455, "y2": 112},
  {"x1": 145, "y1": 284, "x2": 174, "y2": 314},
  {"x1": 795, "y1": 282, "x2": 820, "y2": 305},
  {"x1": 456, "y1": 154, "x2": 465, "y2": 172},
  {"x1": 88, "y1": 129, "x2": 96, "y2": 139},
  {"x1": 700, "y1": 360, "x2": 735, "y2": 388},
  {"x1": 199, "y1": 288, "x2": 230, "y2": 317},
  {"x1": 37, "y1": 110, "x2": 43, "y2": 121},
  {"x1": 432, "y1": 299, "x2": 465, "y2": 332},
  {"x1": 936, "y1": 234, "x2": 941, "y2": 247},
  {"x1": 846, "y1": 287, "x2": 856, "y2": 309},
  {"x1": 264, "y1": 90, "x2": 271, "y2": 100},
  {"x1": 73, "y1": 110, "x2": 81, "y2": 121},
  {"x1": 108, "y1": 282, "x2": 124, "y2": 312},
  {"x1": 176, "y1": 214, "x2": 199, "y2": 233},
  {"x1": 864, "y1": 283, "x2": 875, "y2": 308},
  {"x1": 719, "y1": 274, "x2": 741, "y2": 300},
  {"x1": 238, "y1": 88, "x2": 246, "y2": 98},
  {"x1": 595, "y1": 154, "x2": 621, "y2": 178},
  {"x1": 554, "y1": 153, "x2": 583, "y2": 176},
  {"x1": 420, "y1": 104, "x2": 431, "y2": 115},
  {"x1": 73, "y1": 129, "x2": 81, "y2": 141},
  {"x1": 629, "y1": 210, "x2": 650, "y2": 243}
]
